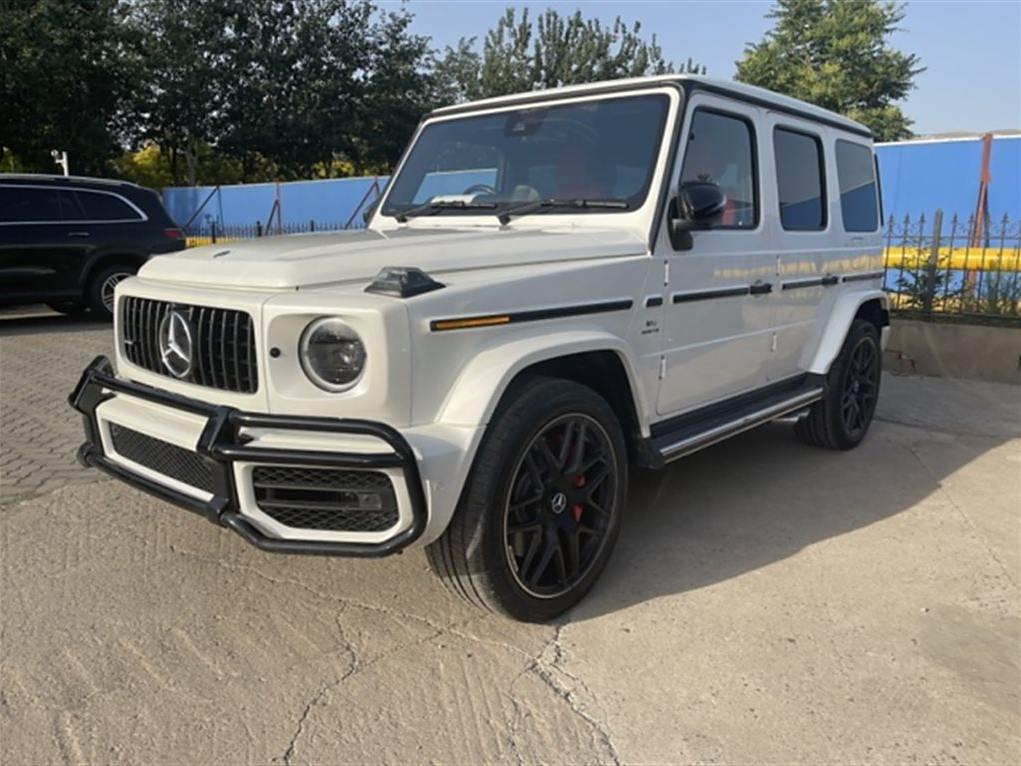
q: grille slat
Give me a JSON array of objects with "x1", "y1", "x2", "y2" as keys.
[
  {"x1": 109, "y1": 423, "x2": 216, "y2": 493},
  {"x1": 219, "y1": 308, "x2": 230, "y2": 392},
  {"x1": 194, "y1": 306, "x2": 206, "y2": 383},
  {"x1": 245, "y1": 317, "x2": 255, "y2": 392},
  {"x1": 252, "y1": 466, "x2": 399, "y2": 532},
  {"x1": 120, "y1": 298, "x2": 258, "y2": 393}
]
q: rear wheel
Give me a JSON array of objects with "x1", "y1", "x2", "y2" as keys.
[
  {"x1": 86, "y1": 265, "x2": 136, "y2": 320},
  {"x1": 795, "y1": 319, "x2": 881, "y2": 450},
  {"x1": 426, "y1": 377, "x2": 627, "y2": 622}
]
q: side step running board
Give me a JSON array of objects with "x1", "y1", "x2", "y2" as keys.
[{"x1": 650, "y1": 385, "x2": 824, "y2": 465}]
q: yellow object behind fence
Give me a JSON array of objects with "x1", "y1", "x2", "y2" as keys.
[{"x1": 883, "y1": 246, "x2": 1021, "y2": 272}]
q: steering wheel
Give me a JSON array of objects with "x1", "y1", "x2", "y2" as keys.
[{"x1": 462, "y1": 183, "x2": 498, "y2": 196}]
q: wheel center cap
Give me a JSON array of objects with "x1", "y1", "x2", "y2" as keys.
[{"x1": 549, "y1": 491, "x2": 568, "y2": 515}]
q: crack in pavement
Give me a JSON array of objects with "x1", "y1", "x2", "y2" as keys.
[{"x1": 512, "y1": 623, "x2": 623, "y2": 766}]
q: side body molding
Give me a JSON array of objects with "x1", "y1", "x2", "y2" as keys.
[{"x1": 801, "y1": 288, "x2": 890, "y2": 375}]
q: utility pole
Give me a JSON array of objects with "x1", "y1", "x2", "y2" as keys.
[{"x1": 50, "y1": 150, "x2": 69, "y2": 176}]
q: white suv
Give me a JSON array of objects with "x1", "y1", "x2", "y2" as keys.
[{"x1": 71, "y1": 75, "x2": 889, "y2": 621}]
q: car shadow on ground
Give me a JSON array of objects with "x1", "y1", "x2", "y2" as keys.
[
  {"x1": 568, "y1": 412, "x2": 1016, "y2": 622},
  {"x1": 0, "y1": 309, "x2": 109, "y2": 337}
]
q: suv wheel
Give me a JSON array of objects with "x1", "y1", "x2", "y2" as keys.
[
  {"x1": 427, "y1": 377, "x2": 627, "y2": 622},
  {"x1": 795, "y1": 319, "x2": 881, "y2": 450},
  {"x1": 87, "y1": 265, "x2": 136, "y2": 320}
]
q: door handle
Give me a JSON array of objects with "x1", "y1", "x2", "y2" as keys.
[
  {"x1": 749, "y1": 281, "x2": 773, "y2": 296},
  {"x1": 821, "y1": 275, "x2": 840, "y2": 286},
  {"x1": 67, "y1": 231, "x2": 90, "y2": 237}
]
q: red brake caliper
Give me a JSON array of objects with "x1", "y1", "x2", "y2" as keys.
[{"x1": 571, "y1": 474, "x2": 585, "y2": 522}]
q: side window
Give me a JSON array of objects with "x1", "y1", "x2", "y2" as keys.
[
  {"x1": 774, "y1": 128, "x2": 826, "y2": 231},
  {"x1": 836, "y1": 140, "x2": 879, "y2": 232},
  {"x1": 76, "y1": 191, "x2": 143, "y2": 221},
  {"x1": 680, "y1": 110, "x2": 757, "y2": 229}
]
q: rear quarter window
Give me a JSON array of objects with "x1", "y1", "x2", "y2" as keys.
[
  {"x1": 75, "y1": 190, "x2": 144, "y2": 221},
  {"x1": 835, "y1": 140, "x2": 879, "y2": 232}
]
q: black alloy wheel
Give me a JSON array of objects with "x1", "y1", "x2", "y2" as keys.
[
  {"x1": 795, "y1": 319, "x2": 882, "y2": 450},
  {"x1": 426, "y1": 376, "x2": 627, "y2": 622},
  {"x1": 503, "y1": 413, "x2": 618, "y2": 599},
  {"x1": 840, "y1": 334, "x2": 880, "y2": 439}
]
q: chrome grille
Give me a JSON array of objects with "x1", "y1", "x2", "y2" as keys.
[
  {"x1": 120, "y1": 297, "x2": 258, "y2": 393},
  {"x1": 252, "y1": 466, "x2": 399, "y2": 532}
]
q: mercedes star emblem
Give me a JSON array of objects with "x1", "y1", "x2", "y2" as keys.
[{"x1": 158, "y1": 310, "x2": 194, "y2": 379}]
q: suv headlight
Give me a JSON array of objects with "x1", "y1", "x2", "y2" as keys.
[{"x1": 299, "y1": 317, "x2": 367, "y2": 392}]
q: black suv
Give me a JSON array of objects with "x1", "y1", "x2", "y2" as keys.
[{"x1": 0, "y1": 175, "x2": 186, "y2": 319}]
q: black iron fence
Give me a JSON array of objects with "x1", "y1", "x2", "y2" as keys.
[
  {"x1": 883, "y1": 212, "x2": 1021, "y2": 321},
  {"x1": 184, "y1": 219, "x2": 355, "y2": 247}
]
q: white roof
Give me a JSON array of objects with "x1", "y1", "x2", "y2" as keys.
[{"x1": 430, "y1": 74, "x2": 871, "y2": 135}]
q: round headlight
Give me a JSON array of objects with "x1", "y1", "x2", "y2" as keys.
[{"x1": 299, "y1": 317, "x2": 366, "y2": 392}]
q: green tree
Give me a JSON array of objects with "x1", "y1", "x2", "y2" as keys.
[
  {"x1": 436, "y1": 7, "x2": 703, "y2": 103},
  {"x1": 735, "y1": 0, "x2": 923, "y2": 141},
  {"x1": 128, "y1": 0, "x2": 238, "y2": 186},
  {"x1": 351, "y1": 8, "x2": 438, "y2": 174},
  {"x1": 0, "y1": 0, "x2": 134, "y2": 175}
]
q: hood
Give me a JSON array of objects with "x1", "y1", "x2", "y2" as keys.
[{"x1": 139, "y1": 226, "x2": 647, "y2": 290}]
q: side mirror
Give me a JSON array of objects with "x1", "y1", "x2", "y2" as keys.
[{"x1": 669, "y1": 181, "x2": 726, "y2": 250}]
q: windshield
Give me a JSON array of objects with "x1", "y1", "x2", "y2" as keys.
[{"x1": 381, "y1": 94, "x2": 670, "y2": 218}]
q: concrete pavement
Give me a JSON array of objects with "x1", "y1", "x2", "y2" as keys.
[{"x1": 1, "y1": 311, "x2": 1018, "y2": 764}]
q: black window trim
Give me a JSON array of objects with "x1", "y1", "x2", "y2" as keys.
[
  {"x1": 834, "y1": 137, "x2": 882, "y2": 233},
  {"x1": 773, "y1": 124, "x2": 828, "y2": 233},
  {"x1": 676, "y1": 105, "x2": 762, "y2": 234},
  {"x1": 0, "y1": 183, "x2": 148, "y2": 225}
]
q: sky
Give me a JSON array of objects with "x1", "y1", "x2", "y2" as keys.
[{"x1": 397, "y1": 0, "x2": 1021, "y2": 136}]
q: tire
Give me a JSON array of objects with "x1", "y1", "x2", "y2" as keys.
[
  {"x1": 46, "y1": 300, "x2": 86, "y2": 315},
  {"x1": 795, "y1": 319, "x2": 881, "y2": 450},
  {"x1": 86, "y1": 264, "x2": 136, "y2": 320},
  {"x1": 426, "y1": 376, "x2": 628, "y2": 622}
]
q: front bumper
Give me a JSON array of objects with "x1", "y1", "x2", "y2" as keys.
[{"x1": 69, "y1": 356, "x2": 427, "y2": 556}]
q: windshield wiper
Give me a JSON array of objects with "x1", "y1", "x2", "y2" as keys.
[
  {"x1": 395, "y1": 199, "x2": 498, "y2": 223},
  {"x1": 497, "y1": 198, "x2": 628, "y2": 225}
]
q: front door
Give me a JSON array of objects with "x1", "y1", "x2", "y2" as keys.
[
  {"x1": 0, "y1": 185, "x2": 93, "y2": 301},
  {"x1": 654, "y1": 96, "x2": 775, "y2": 417}
]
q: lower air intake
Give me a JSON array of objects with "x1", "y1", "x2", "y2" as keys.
[
  {"x1": 251, "y1": 466, "x2": 399, "y2": 532},
  {"x1": 109, "y1": 423, "x2": 216, "y2": 493}
]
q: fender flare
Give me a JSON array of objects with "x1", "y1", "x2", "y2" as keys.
[
  {"x1": 437, "y1": 329, "x2": 650, "y2": 429},
  {"x1": 802, "y1": 289, "x2": 889, "y2": 375}
]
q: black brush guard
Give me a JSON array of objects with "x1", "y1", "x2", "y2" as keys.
[{"x1": 69, "y1": 356, "x2": 427, "y2": 557}]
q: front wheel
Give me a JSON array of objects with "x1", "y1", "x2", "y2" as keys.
[
  {"x1": 795, "y1": 318, "x2": 881, "y2": 450},
  {"x1": 426, "y1": 377, "x2": 628, "y2": 622}
]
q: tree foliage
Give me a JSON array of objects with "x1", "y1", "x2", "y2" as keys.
[
  {"x1": 0, "y1": 0, "x2": 135, "y2": 174},
  {"x1": 735, "y1": 0, "x2": 922, "y2": 141},
  {"x1": 435, "y1": 7, "x2": 702, "y2": 102},
  {"x1": 1, "y1": 3, "x2": 713, "y2": 185}
]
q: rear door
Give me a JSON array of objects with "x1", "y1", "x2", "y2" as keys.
[
  {"x1": 765, "y1": 118, "x2": 834, "y2": 381},
  {"x1": 654, "y1": 95, "x2": 775, "y2": 416}
]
